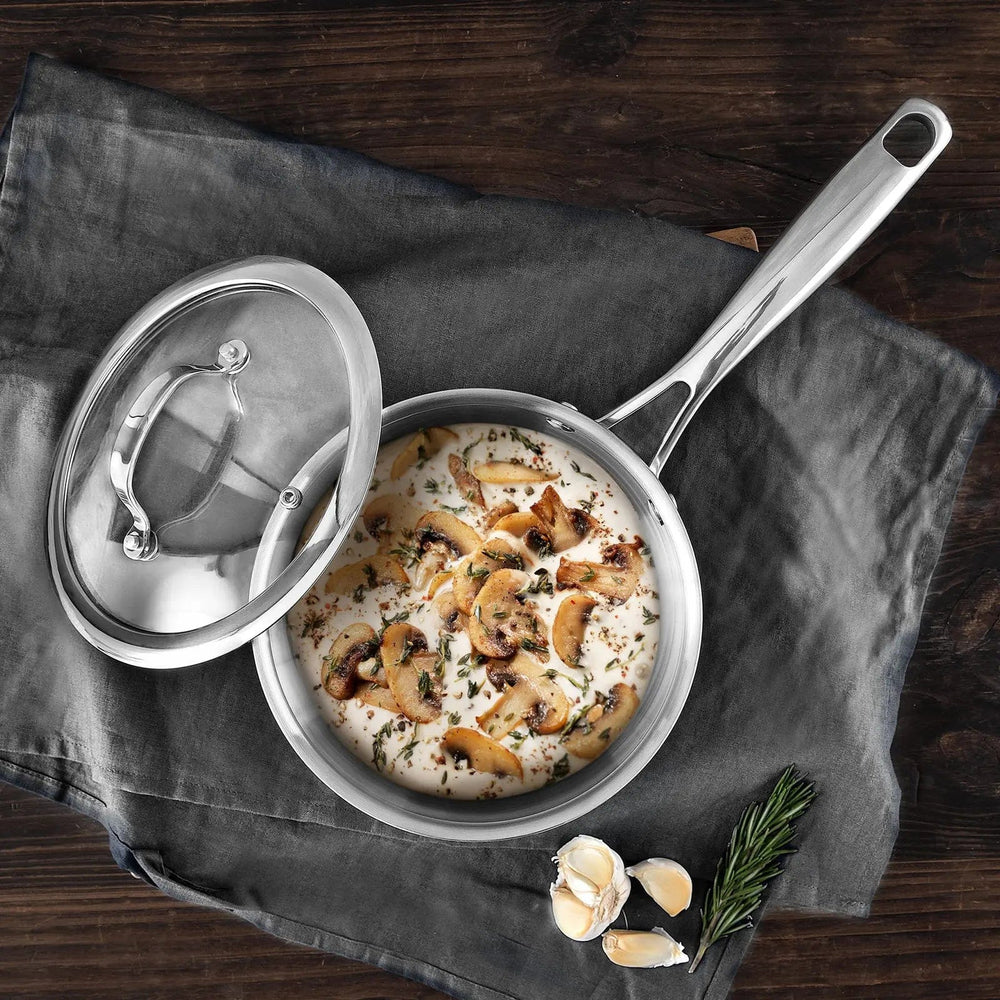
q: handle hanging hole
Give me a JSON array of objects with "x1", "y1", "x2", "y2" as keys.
[{"x1": 883, "y1": 114, "x2": 934, "y2": 167}]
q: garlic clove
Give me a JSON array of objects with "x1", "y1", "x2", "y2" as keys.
[
  {"x1": 553, "y1": 835, "x2": 630, "y2": 914},
  {"x1": 550, "y1": 884, "x2": 605, "y2": 941},
  {"x1": 625, "y1": 858, "x2": 693, "y2": 917},
  {"x1": 602, "y1": 927, "x2": 688, "y2": 968}
]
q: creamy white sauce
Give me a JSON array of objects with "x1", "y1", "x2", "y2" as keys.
[{"x1": 287, "y1": 423, "x2": 659, "y2": 800}]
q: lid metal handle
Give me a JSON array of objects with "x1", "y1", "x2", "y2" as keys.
[{"x1": 109, "y1": 339, "x2": 251, "y2": 561}]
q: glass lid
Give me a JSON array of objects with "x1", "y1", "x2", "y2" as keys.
[{"x1": 47, "y1": 257, "x2": 382, "y2": 668}]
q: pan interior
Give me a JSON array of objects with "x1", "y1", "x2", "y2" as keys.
[{"x1": 251, "y1": 389, "x2": 702, "y2": 841}]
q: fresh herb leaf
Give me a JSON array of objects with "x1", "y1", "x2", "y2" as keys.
[
  {"x1": 424, "y1": 478, "x2": 441, "y2": 494},
  {"x1": 570, "y1": 460, "x2": 597, "y2": 482},
  {"x1": 547, "y1": 755, "x2": 570, "y2": 783},
  {"x1": 300, "y1": 610, "x2": 326, "y2": 638},
  {"x1": 520, "y1": 637, "x2": 547, "y2": 654},
  {"x1": 417, "y1": 669, "x2": 432, "y2": 697},
  {"x1": 690, "y1": 766, "x2": 817, "y2": 973},
  {"x1": 371, "y1": 721, "x2": 393, "y2": 770},
  {"x1": 461, "y1": 435, "x2": 484, "y2": 462},
  {"x1": 580, "y1": 567, "x2": 596, "y2": 583},
  {"x1": 440, "y1": 504, "x2": 468, "y2": 515},
  {"x1": 448, "y1": 711, "x2": 462, "y2": 727},
  {"x1": 398, "y1": 738, "x2": 420, "y2": 760},
  {"x1": 378, "y1": 610, "x2": 410, "y2": 636},
  {"x1": 389, "y1": 543, "x2": 421, "y2": 568},
  {"x1": 467, "y1": 679, "x2": 482, "y2": 699},
  {"x1": 642, "y1": 606, "x2": 660, "y2": 625},
  {"x1": 510, "y1": 427, "x2": 542, "y2": 455}
]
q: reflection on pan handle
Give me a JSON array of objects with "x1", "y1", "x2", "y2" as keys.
[
  {"x1": 109, "y1": 340, "x2": 250, "y2": 561},
  {"x1": 599, "y1": 98, "x2": 952, "y2": 478}
]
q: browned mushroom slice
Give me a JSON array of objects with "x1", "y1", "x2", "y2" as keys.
[
  {"x1": 381, "y1": 624, "x2": 441, "y2": 723},
  {"x1": 472, "y1": 460, "x2": 558, "y2": 484},
  {"x1": 448, "y1": 453, "x2": 486, "y2": 509},
  {"x1": 563, "y1": 683, "x2": 640, "y2": 760},
  {"x1": 414, "y1": 510, "x2": 483, "y2": 560},
  {"x1": 321, "y1": 623, "x2": 379, "y2": 700},
  {"x1": 442, "y1": 727, "x2": 523, "y2": 779},
  {"x1": 476, "y1": 654, "x2": 569, "y2": 737},
  {"x1": 484, "y1": 499, "x2": 518, "y2": 529},
  {"x1": 555, "y1": 542, "x2": 644, "y2": 604},
  {"x1": 469, "y1": 569, "x2": 549, "y2": 661},
  {"x1": 425, "y1": 570, "x2": 452, "y2": 598},
  {"x1": 433, "y1": 588, "x2": 469, "y2": 634},
  {"x1": 452, "y1": 538, "x2": 530, "y2": 615},
  {"x1": 362, "y1": 494, "x2": 419, "y2": 544},
  {"x1": 356, "y1": 655, "x2": 387, "y2": 686},
  {"x1": 530, "y1": 485, "x2": 596, "y2": 552},
  {"x1": 553, "y1": 594, "x2": 598, "y2": 666},
  {"x1": 390, "y1": 427, "x2": 459, "y2": 480},
  {"x1": 325, "y1": 553, "x2": 410, "y2": 595},
  {"x1": 357, "y1": 683, "x2": 401, "y2": 714},
  {"x1": 296, "y1": 488, "x2": 333, "y2": 553},
  {"x1": 491, "y1": 510, "x2": 554, "y2": 557}
]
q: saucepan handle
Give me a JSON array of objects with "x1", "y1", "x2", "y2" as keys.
[
  {"x1": 599, "y1": 98, "x2": 952, "y2": 477},
  {"x1": 109, "y1": 339, "x2": 251, "y2": 561}
]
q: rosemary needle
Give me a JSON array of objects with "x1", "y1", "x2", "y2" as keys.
[{"x1": 689, "y1": 765, "x2": 817, "y2": 973}]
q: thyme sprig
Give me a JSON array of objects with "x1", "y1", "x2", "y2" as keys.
[{"x1": 689, "y1": 765, "x2": 816, "y2": 973}]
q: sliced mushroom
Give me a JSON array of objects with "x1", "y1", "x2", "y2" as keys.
[
  {"x1": 564, "y1": 683, "x2": 639, "y2": 760},
  {"x1": 491, "y1": 510, "x2": 554, "y2": 557},
  {"x1": 357, "y1": 682, "x2": 401, "y2": 714},
  {"x1": 469, "y1": 568, "x2": 549, "y2": 661},
  {"x1": 362, "y1": 494, "x2": 419, "y2": 544},
  {"x1": 472, "y1": 460, "x2": 558, "y2": 484},
  {"x1": 530, "y1": 485, "x2": 596, "y2": 552},
  {"x1": 434, "y1": 588, "x2": 469, "y2": 634},
  {"x1": 484, "y1": 499, "x2": 518, "y2": 528},
  {"x1": 356, "y1": 655, "x2": 387, "y2": 686},
  {"x1": 321, "y1": 623, "x2": 379, "y2": 700},
  {"x1": 412, "y1": 542, "x2": 450, "y2": 591},
  {"x1": 553, "y1": 594, "x2": 598, "y2": 666},
  {"x1": 476, "y1": 653, "x2": 569, "y2": 737},
  {"x1": 442, "y1": 727, "x2": 523, "y2": 779},
  {"x1": 425, "y1": 570, "x2": 452, "y2": 598},
  {"x1": 452, "y1": 538, "x2": 530, "y2": 615},
  {"x1": 380, "y1": 623, "x2": 442, "y2": 723},
  {"x1": 296, "y1": 488, "x2": 333, "y2": 553},
  {"x1": 448, "y1": 453, "x2": 486, "y2": 509},
  {"x1": 414, "y1": 510, "x2": 483, "y2": 560},
  {"x1": 325, "y1": 553, "x2": 410, "y2": 595},
  {"x1": 390, "y1": 427, "x2": 459, "y2": 480},
  {"x1": 555, "y1": 542, "x2": 644, "y2": 603}
]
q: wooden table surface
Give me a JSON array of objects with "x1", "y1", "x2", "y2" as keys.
[{"x1": 2, "y1": 3, "x2": 998, "y2": 998}]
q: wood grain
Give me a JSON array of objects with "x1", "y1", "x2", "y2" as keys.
[{"x1": 0, "y1": 2, "x2": 998, "y2": 998}]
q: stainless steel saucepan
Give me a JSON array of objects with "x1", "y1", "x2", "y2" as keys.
[{"x1": 48, "y1": 100, "x2": 950, "y2": 842}]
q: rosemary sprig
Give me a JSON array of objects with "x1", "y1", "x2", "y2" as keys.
[{"x1": 689, "y1": 765, "x2": 816, "y2": 974}]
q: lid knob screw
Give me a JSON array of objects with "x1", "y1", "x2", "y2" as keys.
[{"x1": 280, "y1": 487, "x2": 302, "y2": 510}]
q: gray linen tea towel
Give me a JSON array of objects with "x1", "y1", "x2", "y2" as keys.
[{"x1": 0, "y1": 55, "x2": 996, "y2": 1000}]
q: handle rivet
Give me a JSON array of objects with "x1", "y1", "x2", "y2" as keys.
[
  {"x1": 123, "y1": 530, "x2": 143, "y2": 553},
  {"x1": 217, "y1": 339, "x2": 250, "y2": 371},
  {"x1": 280, "y1": 487, "x2": 302, "y2": 510}
]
